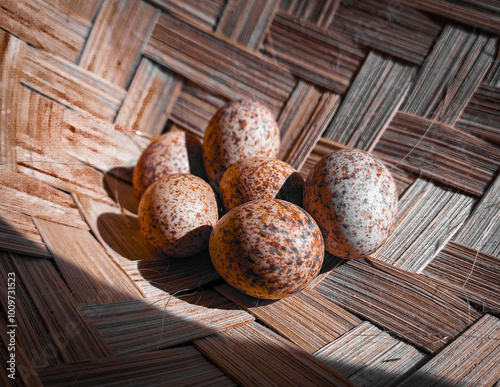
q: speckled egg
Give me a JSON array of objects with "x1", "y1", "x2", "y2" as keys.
[
  {"x1": 219, "y1": 157, "x2": 304, "y2": 212},
  {"x1": 203, "y1": 100, "x2": 280, "y2": 192},
  {"x1": 303, "y1": 149, "x2": 398, "y2": 259},
  {"x1": 209, "y1": 199, "x2": 324, "y2": 299},
  {"x1": 138, "y1": 173, "x2": 218, "y2": 257},
  {"x1": 133, "y1": 130, "x2": 206, "y2": 199}
]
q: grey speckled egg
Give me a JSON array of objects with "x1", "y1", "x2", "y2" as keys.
[
  {"x1": 138, "y1": 173, "x2": 219, "y2": 257},
  {"x1": 303, "y1": 149, "x2": 398, "y2": 259},
  {"x1": 219, "y1": 157, "x2": 304, "y2": 212},
  {"x1": 203, "y1": 100, "x2": 280, "y2": 192},
  {"x1": 133, "y1": 130, "x2": 206, "y2": 199},
  {"x1": 209, "y1": 199, "x2": 324, "y2": 299}
]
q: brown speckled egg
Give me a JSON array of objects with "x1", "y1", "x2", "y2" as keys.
[
  {"x1": 138, "y1": 173, "x2": 218, "y2": 257},
  {"x1": 203, "y1": 100, "x2": 280, "y2": 192},
  {"x1": 133, "y1": 130, "x2": 206, "y2": 199},
  {"x1": 303, "y1": 149, "x2": 398, "y2": 259},
  {"x1": 219, "y1": 157, "x2": 304, "y2": 212},
  {"x1": 209, "y1": 199, "x2": 324, "y2": 299}
]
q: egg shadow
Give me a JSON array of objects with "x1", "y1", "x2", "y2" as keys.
[
  {"x1": 103, "y1": 166, "x2": 139, "y2": 215},
  {"x1": 96, "y1": 212, "x2": 222, "y2": 301},
  {"x1": 275, "y1": 171, "x2": 305, "y2": 208}
]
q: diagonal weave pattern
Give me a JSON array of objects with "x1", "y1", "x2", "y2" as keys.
[{"x1": 1, "y1": 1, "x2": 500, "y2": 386}]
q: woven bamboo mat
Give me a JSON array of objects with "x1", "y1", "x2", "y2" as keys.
[{"x1": 1, "y1": 0, "x2": 500, "y2": 386}]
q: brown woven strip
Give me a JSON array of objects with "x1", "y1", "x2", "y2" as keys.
[
  {"x1": 0, "y1": 205, "x2": 50, "y2": 259},
  {"x1": 323, "y1": 50, "x2": 417, "y2": 151},
  {"x1": 399, "y1": 314, "x2": 500, "y2": 386},
  {"x1": 330, "y1": 0, "x2": 444, "y2": 65},
  {"x1": 216, "y1": 284, "x2": 361, "y2": 353},
  {"x1": 261, "y1": 10, "x2": 365, "y2": 93},
  {"x1": 144, "y1": 11, "x2": 295, "y2": 115},
  {"x1": 0, "y1": 314, "x2": 43, "y2": 386},
  {"x1": 313, "y1": 257, "x2": 480, "y2": 354},
  {"x1": 0, "y1": 0, "x2": 90, "y2": 62},
  {"x1": 314, "y1": 321, "x2": 429, "y2": 387},
  {"x1": 115, "y1": 58, "x2": 182, "y2": 139},
  {"x1": 371, "y1": 178, "x2": 476, "y2": 272},
  {"x1": 400, "y1": 23, "x2": 498, "y2": 125},
  {"x1": 34, "y1": 217, "x2": 144, "y2": 305},
  {"x1": 148, "y1": 0, "x2": 226, "y2": 31},
  {"x1": 0, "y1": 252, "x2": 65, "y2": 368},
  {"x1": 37, "y1": 346, "x2": 236, "y2": 386},
  {"x1": 424, "y1": 241, "x2": 500, "y2": 315},
  {"x1": 374, "y1": 112, "x2": 500, "y2": 196},
  {"x1": 217, "y1": 0, "x2": 280, "y2": 50},
  {"x1": 21, "y1": 46, "x2": 126, "y2": 122},
  {"x1": 83, "y1": 291, "x2": 253, "y2": 355},
  {"x1": 1, "y1": 252, "x2": 113, "y2": 364},
  {"x1": 194, "y1": 321, "x2": 356, "y2": 387},
  {"x1": 456, "y1": 83, "x2": 500, "y2": 146},
  {"x1": 401, "y1": 0, "x2": 500, "y2": 35},
  {"x1": 169, "y1": 83, "x2": 228, "y2": 138},
  {"x1": 79, "y1": 0, "x2": 158, "y2": 89},
  {"x1": 0, "y1": 167, "x2": 87, "y2": 229}
]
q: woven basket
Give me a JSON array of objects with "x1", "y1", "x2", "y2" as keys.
[{"x1": 1, "y1": 1, "x2": 500, "y2": 386}]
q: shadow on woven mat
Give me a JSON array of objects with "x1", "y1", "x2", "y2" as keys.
[{"x1": 0, "y1": 218, "x2": 455, "y2": 386}]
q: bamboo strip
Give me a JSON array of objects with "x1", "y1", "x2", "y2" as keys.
[
  {"x1": 0, "y1": 252, "x2": 65, "y2": 368},
  {"x1": 44, "y1": 0, "x2": 103, "y2": 22},
  {"x1": 323, "y1": 51, "x2": 417, "y2": 151},
  {"x1": 0, "y1": 166, "x2": 87, "y2": 229},
  {"x1": 115, "y1": 58, "x2": 182, "y2": 139},
  {"x1": 399, "y1": 314, "x2": 500, "y2": 386},
  {"x1": 169, "y1": 82, "x2": 228, "y2": 138},
  {"x1": 217, "y1": 0, "x2": 280, "y2": 50},
  {"x1": 79, "y1": 0, "x2": 159, "y2": 89},
  {"x1": 61, "y1": 110, "x2": 146, "y2": 172},
  {"x1": 455, "y1": 83, "x2": 500, "y2": 146},
  {"x1": 37, "y1": 346, "x2": 236, "y2": 386},
  {"x1": 215, "y1": 284, "x2": 361, "y2": 353},
  {"x1": 144, "y1": 11, "x2": 295, "y2": 115},
  {"x1": 277, "y1": 80, "x2": 322, "y2": 161},
  {"x1": 0, "y1": 205, "x2": 51, "y2": 259},
  {"x1": 401, "y1": 23, "x2": 498, "y2": 125},
  {"x1": 15, "y1": 135, "x2": 115, "y2": 206},
  {"x1": 195, "y1": 321, "x2": 356, "y2": 386},
  {"x1": 313, "y1": 257, "x2": 481, "y2": 354},
  {"x1": 400, "y1": 0, "x2": 500, "y2": 35},
  {"x1": 370, "y1": 178, "x2": 477, "y2": 273},
  {"x1": 83, "y1": 292, "x2": 254, "y2": 355},
  {"x1": 1, "y1": 252, "x2": 113, "y2": 364},
  {"x1": 261, "y1": 10, "x2": 365, "y2": 94},
  {"x1": 10, "y1": 85, "x2": 66, "y2": 151},
  {"x1": 330, "y1": 0, "x2": 443, "y2": 65},
  {"x1": 280, "y1": 0, "x2": 339, "y2": 28},
  {"x1": 74, "y1": 195, "x2": 221, "y2": 296},
  {"x1": 424, "y1": 241, "x2": 500, "y2": 315},
  {"x1": 147, "y1": 0, "x2": 226, "y2": 31},
  {"x1": 373, "y1": 112, "x2": 500, "y2": 196},
  {"x1": 0, "y1": 0, "x2": 90, "y2": 62},
  {"x1": 453, "y1": 172, "x2": 500, "y2": 256},
  {"x1": 283, "y1": 90, "x2": 339, "y2": 171},
  {"x1": 314, "y1": 321, "x2": 429, "y2": 387},
  {"x1": 34, "y1": 217, "x2": 144, "y2": 305},
  {"x1": 21, "y1": 46, "x2": 126, "y2": 122},
  {"x1": 0, "y1": 31, "x2": 25, "y2": 170},
  {"x1": 0, "y1": 314, "x2": 43, "y2": 386}
]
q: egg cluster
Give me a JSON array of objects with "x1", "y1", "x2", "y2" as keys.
[{"x1": 135, "y1": 99, "x2": 398, "y2": 299}]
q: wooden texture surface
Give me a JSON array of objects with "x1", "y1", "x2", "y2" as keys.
[{"x1": 1, "y1": 1, "x2": 500, "y2": 386}]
